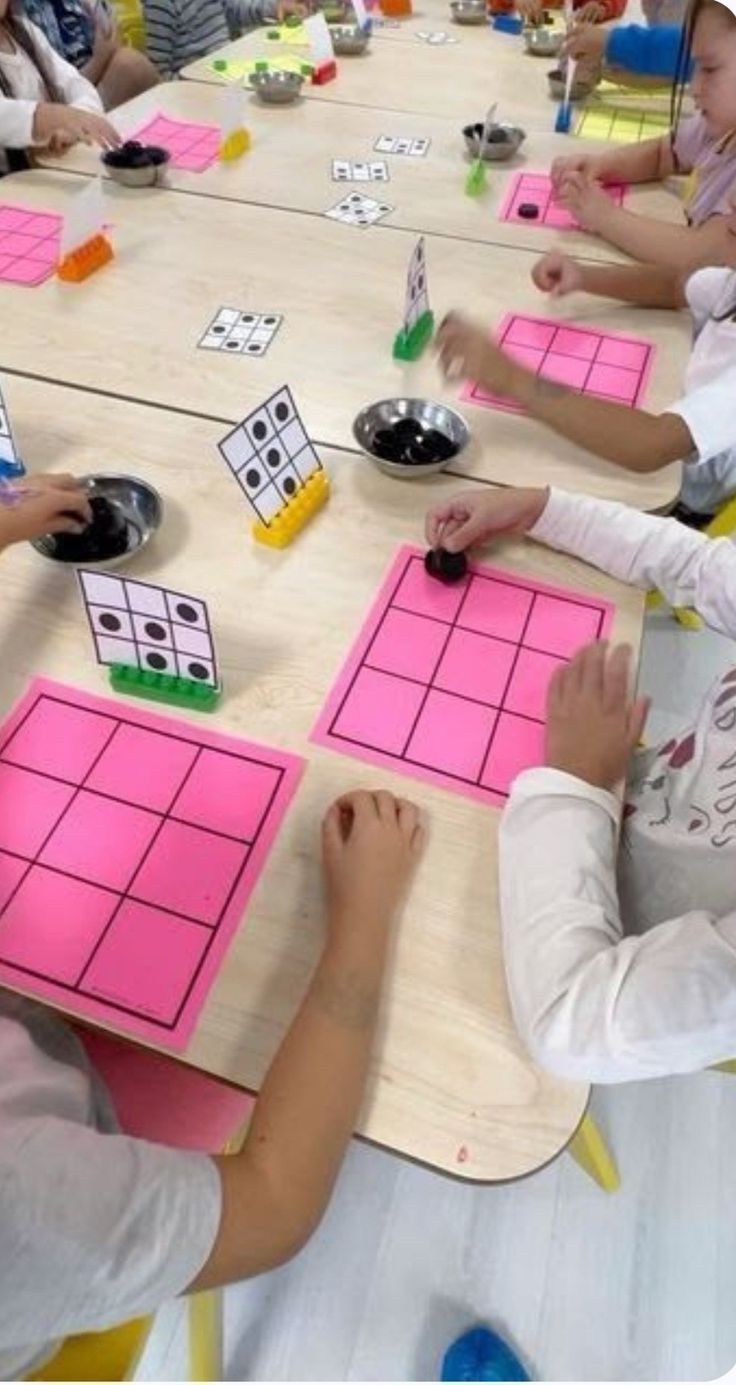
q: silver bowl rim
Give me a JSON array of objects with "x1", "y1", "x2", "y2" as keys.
[
  {"x1": 30, "y1": 471, "x2": 164, "y2": 568},
  {"x1": 352, "y1": 398, "x2": 471, "y2": 471}
]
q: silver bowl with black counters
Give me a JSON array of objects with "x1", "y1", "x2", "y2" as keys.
[
  {"x1": 462, "y1": 121, "x2": 526, "y2": 161},
  {"x1": 329, "y1": 22, "x2": 371, "y2": 51},
  {"x1": 523, "y1": 26, "x2": 562, "y2": 55},
  {"x1": 547, "y1": 66, "x2": 596, "y2": 101},
  {"x1": 102, "y1": 142, "x2": 171, "y2": 188},
  {"x1": 450, "y1": 0, "x2": 488, "y2": 24},
  {"x1": 248, "y1": 69, "x2": 305, "y2": 103},
  {"x1": 31, "y1": 473, "x2": 163, "y2": 570},
  {"x1": 353, "y1": 399, "x2": 470, "y2": 479}
]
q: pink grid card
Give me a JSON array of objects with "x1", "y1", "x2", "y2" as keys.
[
  {"x1": 0, "y1": 204, "x2": 63, "y2": 286},
  {"x1": 128, "y1": 113, "x2": 221, "y2": 172},
  {"x1": 0, "y1": 678, "x2": 304, "y2": 1050},
  {"x1": 311, "y1": 546, "x2": 614, "y2": 808},
  {"x1": 460, "y1": 312, "x2": 655, "y2": 414},
  {"x1": 497, "y1": 171, "x2": 627, "y2": 229}
]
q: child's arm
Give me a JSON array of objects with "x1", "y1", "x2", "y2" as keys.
[
  {"x1": 189, "y1": 789, "x2": 422, "y2": 1287},
  {"x1": 499, "y1": 643, "x2": 736, "y2": 1082},
  {"x1": 426, "y1": 484, "x2": 736, "y2": 639},
  {"x1": 0, "y1": 22, "x2": 118, "y2": 149},
  {"x1": 558, "y1": 175, "x2": 736, "y2": 273},
  {"x1": 0, "y1": 475, "x2": 91, "y2": 547},
  {"x1": 605, "y1": 22, "x2": 687, "y2": 78},
  {"x1": 435, "y1": 311, "x2": 692, "y2": 473},
  {"x1": 551, "y1": 133, "x2": 674, "y2": 195}
]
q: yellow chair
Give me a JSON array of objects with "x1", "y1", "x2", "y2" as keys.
[
  {"x1": 27, "y1": 1030, "x2": 254, "y2": 1382},
  {"x1": 108, "y1": 0, "x2": 147, "y2": 51},
  {"x1": 649, "y1": 493, "x2": 736, "y2": 629}
]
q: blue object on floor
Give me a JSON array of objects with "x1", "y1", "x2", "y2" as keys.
[
  {"x1": 492, "y1": 14, "x2": 523, "y2": 32},
  {"x1": 441, "y1": 1326, "x2": 530, "y2": 1382}
]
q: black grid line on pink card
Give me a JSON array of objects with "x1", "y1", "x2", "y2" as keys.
[
  {"x1": 0, "y1": 690, "x2": 287, "y2": 1031},
  {"x1": 318, "y1": 551, "x2": 611, "y2": 805}
]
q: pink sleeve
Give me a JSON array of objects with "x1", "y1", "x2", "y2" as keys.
[{"x1": 672, "y1": 114, "x2": 706, "y2": 174}]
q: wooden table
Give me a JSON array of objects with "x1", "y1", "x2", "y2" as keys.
[
  {"x1": 38, "y1": 81, "x2": 683, "y2": 263},
  {"x1": 182, "y1": 24, "x2": 569, "y2": 124},
  {"x1": 0, "y1": 374, "x2": 648, "y2": 1179},
  {"x1": 0, "y1": 172, "x2": 685, "y2": 508}
]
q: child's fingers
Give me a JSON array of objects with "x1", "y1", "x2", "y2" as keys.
[
  {"x1": 322, "y1": 802, "x2": 343, "y2": 852},
  {"x1": 425, "y1": 504, "x2": 455, "y2": 545},
  {"x1": 546, "y1": 661, "x2": 569, "y2": 717},
  {"x1": 374, "y1": 789, "x2": 398, "y2": 824},
  {"x1": 580, "y1": 640, "x2": 609, "y2": 699},
  {"x1": 397, "y1": 798, "x2": 420, "y2": 838},
  {"x1": 627, "y1": 695, "x2": 651, "y2": 749},
  {"x1": 602, "y1": 643, "x2": 632, "y2": 713}
]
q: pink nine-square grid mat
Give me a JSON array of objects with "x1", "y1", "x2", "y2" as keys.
[
  {"x1": 311, "y1": 546, "x2": 614, "y2": 808},
  {"x1": 461, "y1": 312, "x2": 655, "y2": 415},
  {"x1": 0, "y1": 678, "x2": 303, "y2": 1049}
]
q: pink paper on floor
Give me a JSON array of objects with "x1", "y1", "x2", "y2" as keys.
[
  {"x1": 461, "y1": 311, "x2": 655, "y2": 414},
  {"x1": 311, "y1": 546, "x2": 614, "y2": 808},
  {"x1": 0, "y1": 678, "x2": 304, "y2": 1049},
  {"x1": 128, "y1": 113, "x2": 221, "y2": 172},
  {"x1": 0, "y1": 204, "x2": 63, "y2": 286},
  {"x1": 497, "y1": 171, "x2": 627, "y2": 229}
]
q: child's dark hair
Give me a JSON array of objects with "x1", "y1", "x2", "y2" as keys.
[
  {"x1": 670, "y1": 0, "x2": 736, "y2": 164},
  {"x1": 0, "y1": 2, "x2": 63, "y2": 103}
]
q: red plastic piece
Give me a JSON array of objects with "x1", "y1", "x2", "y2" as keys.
[{"x1": 311, "y1": 58, "x2": 337, "y2": 83}]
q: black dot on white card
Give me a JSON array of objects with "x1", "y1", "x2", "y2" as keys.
[
  {"x1": 145, "y1": 620, "x2": 167, "y2": 642},
  {"x1": 274, "y1": 401, "x2": 290, "y2": 423},
  {"x1": 225, "y1": 340, "x2": 240, "y2": 350},
  {"x1": 100, "y1": 612, "x2": 121, "y2": 633},
  {"x1": 176, "y1": 602, "x2": 198, "y2": 623},
  {"x1": 213, "y1": 324, "x2": 226, "y2": 334},
  {"x1": 253, "y1": 420, "x2": 268, "y2": 441},
  {"x1": 146, "y1": 651, "x2": 168, "y2": 671},
  {"x1": 245, "y1": 467, "x2": 261, "y2": 488},
  {"x1": 283, "y1": 476, "x2": 297, "y2": 496},
  {"x1": 241, "y1": 314, "x2": 256, "y2": 324},
  {"x1": 266, "y1": 446, "x2": 281, "y2": 468},
  {"x1": 247, "y1": 344, "x2": 262, "y2": 354},
  {"x1": 263, "y1": 316, "x2": 277, "y2": 326},
  {"x1": 188, "y1": 662, "x2": 209, "y2": 681}
]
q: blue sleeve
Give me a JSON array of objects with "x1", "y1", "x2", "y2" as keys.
[{"x1": 605, "y1": 23, "x2": 691, "y2": 78}]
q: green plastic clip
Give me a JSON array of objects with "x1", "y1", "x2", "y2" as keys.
[
  {"x1": 392, "y1": 308, "x2": 435, "y2": 362},
  {"x1": 109, "y1": 664, "x2": 221, "y2": 713},
  {"x1": 464, "y1": 158, "x2": 487, "y2": 197},
  {"x1": 213, "y1": 57, "x2": 228, "y2": 70}
]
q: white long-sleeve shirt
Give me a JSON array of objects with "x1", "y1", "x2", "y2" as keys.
[
  {"x1": 500, "y1": 488, "x2": 736, "y2": 1084},
  {"x1": 0, "y1": 20, "x2": 101, "y2": 167}
]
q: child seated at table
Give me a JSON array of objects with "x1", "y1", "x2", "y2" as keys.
[
  {"x1": 518, "y1": 0, "x2": 628, "y2": 25},
  {"x1": 436, "y1": 243, "x2": 736, "y2": 518},
  {"x1": 0, "y1": 0, "x2": 119, "y2": 172},
  {"x1": 564, "y1": 20, "x2": 687, "y2": 81},
  {"x1": 19, "y1": 0, "x2": 159, "y2": 110},
  {"x1": 550, "y1": 0, "x2": 736, "y2": 274},
  {"x1": 141, "y1": 0, "x2": 307, "y2": 78},
  {"x1": 0, "y1": 483, "x2": 422, "y2": 1378},
  {"x1": 425, "y1": 483, "x2": 736, "y2": 1082}
]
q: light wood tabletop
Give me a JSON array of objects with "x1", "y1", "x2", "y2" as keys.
[
  {"x1": 181, "y1": 22, "x2": 572, "y2": 123},
  {"x1": 0, "y1": 172, "x2": 685, "y2": 509},
  {"x1": 0, "y1": 374, "x2": 649, "y2": 1179},
  {"x1": 38, "y1": 80, "x2": 683, "y2": 262}
]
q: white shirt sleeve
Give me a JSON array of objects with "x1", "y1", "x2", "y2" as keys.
[
  {"x1": 531, "y1": 486, "x2": 736, "y2": 640},
  {"x1": 683, "y1": 266, "x2": 733, "y2": 331},
  {"x1": 0, "y1": 1114, "x2": 221, "y2": 1352},
  {"x1": 0, "y1": 22, "x2": 102, "y2": 150},
  {"x1": 499, "y1": 768, "x2": 736, "y2": 1083},
  {"x1": 665, "y1": 364, "x2": 736, "y2": 469}
]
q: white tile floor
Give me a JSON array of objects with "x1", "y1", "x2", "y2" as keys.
[{"x1": 135, "y1": 610, "x2": 736, "y2": 1383}]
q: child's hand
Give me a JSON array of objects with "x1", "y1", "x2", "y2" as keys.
[
  {"x1": 425, "y1": 487, "x2": 549, "y2": 553},
  {"x1": 32, "y1": 103, "x2": 120, "y2": 150},
  {"x1": 0, "y1": 474, "x2": 92, "y2": 548},
  {"x1": 574, "y1": 1, "x2": 607, "y2": 21},
  {"x1": 555, "y1": 171, "x2": 612, "y2": 232},
  {"x1": 550, "y1": 152, "x2": 600, "y2": 191},
  {"x1": 532, "y1": 251, "x2": 584, "y2": 297},
  {"x1": 562, "y1": 22, "x2": 606, "y2": 61},
  {"x1": 322, "y1": 790, "x2": 423, "y2": 940},
  {"x1": 435, "y1": 313, "x2": 514, "y2": 393},
  {"x1": 545, "y1": 642, "x2": 649, "y2": 791},
  {"x1": 518, "y1": 0, "x2": 544, "y2": 23}
]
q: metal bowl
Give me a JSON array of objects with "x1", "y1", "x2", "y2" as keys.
[
  {"x1": 329, "y1": 22, "x2": 370, "y2": 51},
  {"x1": 450, "y1": 0, "x2": 488, "y2": 23},
  {"x1": 463, "y1": 120, "x2": 526, "y2": 161},
  {"x1": 248, "y1": 68, "x2": 305, "y2": 103},
  {"x1": 102, "y1": 145, "x2": 170, "y2": 188},
  {"x1": 352, "y1": 399, "x2": 470, "y2": 479},
  {"x1": 547, "y1": 66, "x2": 595, "y2": 101},
  {"x1": 524, "y1": 26, "x2": 562, "y2": 55},
  {"x1": 31, "y1": 473, "x2": 163, "y2": 569}
]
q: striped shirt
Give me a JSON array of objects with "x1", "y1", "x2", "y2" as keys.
[{"x1": 142, "y1": 0, "x2": 276, "y2": 75}]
